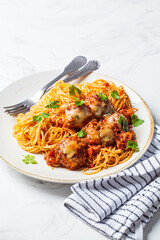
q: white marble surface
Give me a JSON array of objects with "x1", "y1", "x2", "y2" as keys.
[{"x1": 0, "y1": 0, "x2": 160, "y2": 239}]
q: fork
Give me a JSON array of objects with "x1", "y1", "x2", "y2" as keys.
[
  {"x1": 4, "y1": 58, "x2": 100, "y2": 116},
  {"x1": 4, "y1": 56, "x2": 86, "y2": 116}
]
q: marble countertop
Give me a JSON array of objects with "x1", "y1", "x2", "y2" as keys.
[{"x1": 0, "y1": 0, "x2": 160, "y2": 239}]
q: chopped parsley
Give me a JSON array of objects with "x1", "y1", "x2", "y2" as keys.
[
  {"x1": 32, "y1": 112, "x2": 50, "y2": 124},
  {"x1": 131, "y1": 114, "x2": 144, "y2": 127},
  {"x1": 118, "y1": 115, "x2": 128, "y2": 132},
  {"x1": 41, "y1": 112, "x2": 50, "y2": 118},
  {"x1": 77, "y1": 129, "x2": 87, "y2": 138},
  {"x1": 69, "y1": 84, "x2": 83, "y2": 96},
  {"x1": 74, "y1": 98, "x2": 85, "y2": 106},
  {"x1": 127, "y1": 140, "x2": 139, "y2": 151},
  {"x1": 22, "y1": 155, "x2": 37, "y2": 164},
  {"x1": 45, "y1": 100, "x2": 60, "y2": 108},
  {"x1": 76, "y1": 115, "x2": 79, "y2": 119},
  {"x1": 110, "y1": 90, "x2": 120, "y2": 99},
  {"x1": 32, "y1": 115, "x2": 42, "y2": 124},
  {"x1": 97, "y1": 93, "x2": 108, "y2": 101}
]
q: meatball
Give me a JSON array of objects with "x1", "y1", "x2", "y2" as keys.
[
  {"x1": 103, "y1": 112, "x2": 128, "y2": 132},
  {"x1": 82, "y1": 119, "x2": 101, "y2": 145},
  {"x1": 119, "y1": 108, "x2": 134, "y2": 124},
  {"x1": 85, "y1": 94, "x2": 114, "y2": 118},
  {"x1": 45, "y1": 135, "x2": 87, "y2": 170},
  {"x1": 116, "y1": 130, "x2": 136, "y2": 150},
  {"x1": 99, "y1": 126, "x2": 115, "y2": 147},
  {"x1": 44, "y1": 149, "x2": 59, "y2": 167},
  {"x1": 61, "y1": 103, "x2": 92, "y2": 128}
]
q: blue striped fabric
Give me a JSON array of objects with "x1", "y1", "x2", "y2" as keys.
[{"x1": 64, "y1": 125, "x2": 160, "y2": 240}]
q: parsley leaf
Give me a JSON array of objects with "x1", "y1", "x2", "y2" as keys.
[
  {"x1": 45, "y1": 100, "x2": 60, "y2": 108},
  {"x1": 32, "y1": 115, "x2": 42, "y2": 124},
  {"x1": 74, "y1": 98, "x2": 85, "y2": 106},
  {"x1": 41, "y1": 112, "x2": 50, "y2": 118},
  {"x1": 32, "y1": 112, "x2": 50, "y2": 124},
  {"x1": 97, "y1": 93, "x2": 108, "y2": 101},
  {"x1": 77, "y1": 129, "x2": 87, "y2": 138},
  {"x1": 69, "y1": 85, "x2": 83, "y2": 96},
  {"x1": 127, "y1": 140, "x2": 139, "y2": 151},
  {"x1": 22, "y1": 155, "x2": 37, "y2": 164},
  {"x1": 118, "y1": 115, "x2": 128, "y2": 132},
  {"x1": 110, "y1": 90, "x2": 120, "y2": 99},
  {"x1": 131, "y1": 114, "x2": 144, "y2": 127}
]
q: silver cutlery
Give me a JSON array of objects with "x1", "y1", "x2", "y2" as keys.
[{"x1": 4, "y1": 57, "x2": 100, "y2": 116}]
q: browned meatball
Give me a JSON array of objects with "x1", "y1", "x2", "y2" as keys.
[
  {"x1": 116, "y1": 130, "x2": 136, "y2": 150},
  {"x1": 103, "y1": 112, "x2": 128, "y2": 132},
  {"x1": 99, "y1": 126, "x2": 115, "y2": 147},
  {"x1": 83, "y1": 119, "x2": 101, "y2": 145},
  {"x1": 45, "y1": 135, "x2": 87, "y2": 170},
  {"x1": 85, "y1": 94, "x2": 114, "y2": 118},
  {"x1": 61, "y1": 103, "x2": 92, "y2": 128},
  {"x1": 44, "y1": 149, "x2": 59, "y2": 167}
]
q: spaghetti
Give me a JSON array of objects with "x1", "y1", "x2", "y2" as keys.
[{"x1": 13, "y1": 79, "x2": 137, "y2": 174}]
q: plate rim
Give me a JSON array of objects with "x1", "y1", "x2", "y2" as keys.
[{"x1": 0, "y1": 71, "x2": 154, "y2": 183}]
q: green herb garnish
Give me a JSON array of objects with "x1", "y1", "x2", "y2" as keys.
[
  {"x1": 69, "y1": 85, "x2": 82, "y2": 96},
  {"x1": 76, "y1": 115, "x2": 79, "y2": 119},
  {"x1": 32, "y1": 112, "x2": 49, "y2": 124},
  {"x1": 41, "y1": 112, "x2": 50, "y2": 118},
  {"x1": 110, "y1": 90, "x2": 120, "y2": 99},
  {"x1": 77, "y1": 129, "x2": 87, "y2": 138},
  {"x1": 118, "y1": 115, "x2": 128, "y2": 132},
  {"x1": 32, "y1": 115, "x2": 42, "y2": 124},
  {"x1": 45, "y1": 100, "x2": 60, "y2": 108},
  {"x1": 97, "y1": 93, "x2": 108, "y2": 101},
  {"x1": 127, "y1": 140, "x2": 139, "y2": 151},
  {"x1": 131, "y1": 114, "x2": 144, "y2": 127},
  {"x1": 22, "y1": 155, "x2": 37, "y2": 164},
  {"x1": 74, "y1": 98, "x2": 85, "y2": 106}
]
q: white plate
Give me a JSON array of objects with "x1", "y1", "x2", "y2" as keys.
[{"x1": 0, "y1": 71, "x2": 154, "y2": 183}]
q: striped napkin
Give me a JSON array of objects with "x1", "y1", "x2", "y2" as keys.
[{"x1": 64, "y1": 125, "x2": 160, "y2": 240}]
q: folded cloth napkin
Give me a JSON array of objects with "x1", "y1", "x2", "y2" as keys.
[{"x1": 64, "y1": 125, "x2": 160, "y2": 240}]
